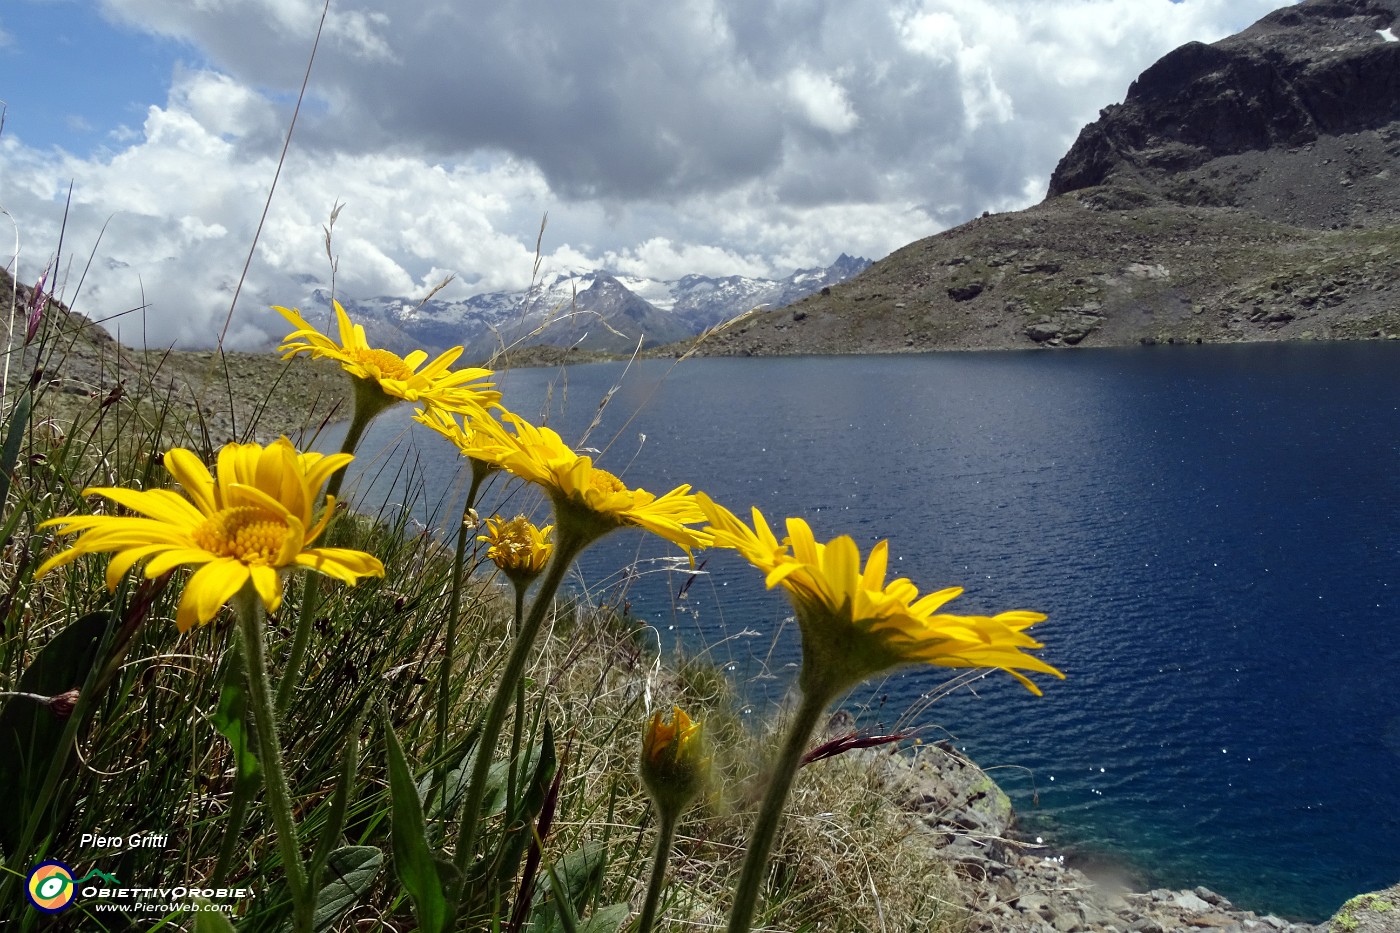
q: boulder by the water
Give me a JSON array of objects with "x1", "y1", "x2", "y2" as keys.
[{"x1": 865, "y1": 742, "x2": 1328, "y2": 933}]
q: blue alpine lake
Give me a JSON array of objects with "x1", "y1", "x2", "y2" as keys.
[{"x1": 322, "y1": 342, "x2": 1400, "y2": 922}]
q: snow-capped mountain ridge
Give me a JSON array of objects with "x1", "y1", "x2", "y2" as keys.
[{"x1": 308, "y1": 255, "x2": 870, "y2": 358}]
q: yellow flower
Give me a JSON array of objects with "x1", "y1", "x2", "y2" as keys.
[
  {"x1": 479, "y1": 514, "x2": 554, "y2": 582},
  {"x1": 36, "y1": 438, "x2": 385, "y2": 632},
  {"x1": 275, "y1": 301, "x2": 501, "y2": 416},
  {"x1": 413, "y1": 406, "x2": 512, "y2": 473},
  {"x1": 640, "y1": 705, "x2": 707, "y2": 816},
  {"x1": 454, "y1": 411, "x2": 710, "y2": 553},
  {"x1": 696, "y1": 493, "x2": 1062, "y2": 697}
]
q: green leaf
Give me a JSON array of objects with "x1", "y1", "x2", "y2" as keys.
[
  {"x1": 0, "y1": 389, "x2": 32, "y2": 511},
  {"x1": 191, "y1": 898, "x2": 239, "y2": 933},
  {"x1": 383, "y1": 713, "x2": 451, "y2": 933},
  {"x1": 210, "y1": 650, "x2": 260, "y2": 781},
  {"x1": 577, "y1": 903, "x2": 630, "y2": 933},
  {"x1": 311, "y1": 846, "x2": 382, "y2": 932},
  {"x1": 419, "y1": 737, "x2": 476, "y2": 827},
  {"x1": 0, "y1": 610, "x2": 112, "y2": 859},
  {"x1": 528, "y1": 843, "x2": 609, "y2": 933}
]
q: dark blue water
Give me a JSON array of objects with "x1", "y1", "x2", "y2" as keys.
[{"x1": 322, "y1": 343, "x2": 1400, "y2": 922}]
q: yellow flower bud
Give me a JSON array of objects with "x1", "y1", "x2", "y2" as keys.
[
  {"x1": 479, "y1": 514, "x2": 554, "y2": 584},
  {"x1": 640, "y1": 706, "x2": 707, "y2": 818}
]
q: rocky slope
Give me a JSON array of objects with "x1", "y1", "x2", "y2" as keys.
[
  {"x1": 697, "y1": 0, "x2": 1400, "y2": 358},
  {"x1": 874, "y1": 742, "x2": 1329, "y2": 933},
  {"x1": 0, "y1": 267, "x2": 348, "y2": 445}
]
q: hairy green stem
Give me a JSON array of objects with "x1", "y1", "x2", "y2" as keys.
[
  {"x1": 235, "y1": 587, "x2": 313, "y2": 933},
  {"x1": 504, "y1": 582, "x2": 528, "y2": 817},
  {"x1": 433, "y1": 471, "x2": 485, "y2": 805},
  {"x1": 724, "y1": 684, "x2": 833, "y2": 933},
  {"x1": 636, "y1": 812, "x2": 679, "y2": 933},
  {"x1": 276, "y1": 384, "x2": 382, "y2": 714},
  {"x1": 452, "y1": 528, "x2": 588, "y2": 888}
]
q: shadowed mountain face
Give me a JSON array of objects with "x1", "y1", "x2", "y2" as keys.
[
  {"x1": 1049, "y1": 0, "x2": 1400, "y2": 227},
  {"x1": 699, "y1": 0, "x2": 1400, "y2": 356}
]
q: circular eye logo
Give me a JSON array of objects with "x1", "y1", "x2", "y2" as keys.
[{"x1": 26, "y1": 861, "x2": 76, "y2": 913}]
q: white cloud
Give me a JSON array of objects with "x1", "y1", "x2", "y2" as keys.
[
  {"x1": 786, "y1": 68, "x2": 860, "y2": 134},
  {"x1": 605, "y1": 237, "x2": 770, "y2": 281},
  {"x1": 0, "y1": 0, "x2": 1296, "y2": 349}
]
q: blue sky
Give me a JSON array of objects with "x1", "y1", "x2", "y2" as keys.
[
  {"x1": 0, "y1": 0, "x2": 1297, "y2": 349},
  {"x1": 0, "y1": 2, "x2": 196, "y2": 154}
]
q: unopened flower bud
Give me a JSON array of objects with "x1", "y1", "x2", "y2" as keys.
[
  {"x1": 48, "y1": 688, "x2": 80, "y2": 720},
  {"x1": 640, "y1": 706, "x2": 707, "y2": 818},
  {"x1": 479, "y1": 515, "x2": 553, "y2": 585}
]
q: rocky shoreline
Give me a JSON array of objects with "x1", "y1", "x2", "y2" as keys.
[{"x1": 868, "y1": 741, "x2": 1365, "y2": 933}]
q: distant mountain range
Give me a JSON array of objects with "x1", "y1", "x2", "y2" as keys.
[{"x1": 301, "y1": 254, "x2": 870, "y2": 360}]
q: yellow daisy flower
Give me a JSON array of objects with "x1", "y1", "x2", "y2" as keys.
[
  {"x1": 36, "y1": 438, "x2": 385, "y2": 632},
  {"x1": 479, "y1": 514, "x2": 554, "y2": 582},
  {"x1": 696, "y1": 493, "x2": 1062, "y2": 697},
  {"x1": 275, "y1": 301, "x2": 501, "y2": 417},
  {"x1": 456, "y1": 411, "x2": 711, "y2": 553},
  {"x1": 413, "y1": 406, "x2": 512, "y2": 471}
]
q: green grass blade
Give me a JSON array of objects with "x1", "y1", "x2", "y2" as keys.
[{"x1": 310, "y1": 708, "x2": 368, "y2": 883}]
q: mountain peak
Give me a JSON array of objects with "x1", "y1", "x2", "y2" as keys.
[
  {"x1": 319, "y1": 254, "x2": 869, "y2": 360},
  {"x1": 1048, "y1": 0, "x2": 1400, "y2": 209}
]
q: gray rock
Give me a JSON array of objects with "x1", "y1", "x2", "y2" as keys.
[{"x1": 1174, "y1": 891, "x2": 1214, "y2": 912}]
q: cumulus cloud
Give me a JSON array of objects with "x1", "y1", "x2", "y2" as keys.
[
  {"x1": 786, "y1": 69, "x2": 860, "y2": 135},
  {"x1": 0, "y1": 0, "x2": 1292, "y2": 348}
]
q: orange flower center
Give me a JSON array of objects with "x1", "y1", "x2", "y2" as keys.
[
  {"x1": 350, "y1": 347, "x2": 415, "y2": 382},
  {"x1": 589, "y1": 468, "x2": 627, "y2": 497},
  {"x1": 192, "y1": 506, "x2": 290, "y2": 564}
]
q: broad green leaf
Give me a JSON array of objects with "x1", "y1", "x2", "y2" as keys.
[
  {"x1": 419, "y1": 734, "x2": 478, "y2": 828},
  {"x1": 210, "y1": 650, "x2": 260, "y2": 781},
  {"x1": 312, "y1": 846, "x2": 382, "y2": 932},
  {"x1": 0, "y1": 388, "x2": 31, "y2": 510},
  {"x1": 0, "y1": 610, "x2": 112, "y2": 859},
  {"x1": 383, "y1": 714, "x2": 450, "y2": 933},
  {"x1": 191, "y1": 898, "x2": 238, "y2": 933},
  {"x1": 491, "y1": 721, "x2": 557, "y2": 888},
  {"x1": 528, "y1": 843, "x2": 609, "y2": 933},
  {"x1": 577, "y1": 903, "x2": 630, "y2": 933}
]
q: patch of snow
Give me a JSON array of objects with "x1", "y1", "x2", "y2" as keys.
[{"x1": 1379, "y1": 27, "x2": 1398, "y2": 42}]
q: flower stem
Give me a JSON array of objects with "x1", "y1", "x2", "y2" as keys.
[
  {"x1": 276, "y1": 390, "x2": 379, "y2": 714},
  {"x1": 504, "y1": 581, "x2": 528, "y2": 815},
  {"x1": 235, "y1": 587, "x2": 313, "y2": 933},
  {"x1": 433, "y1": 472, "x2": 485, "y2": 805},
  {"x1": 636, "y1": 812, "x2": 679, "y2": 933},
  {"x1": 452, "y1": 528, "x2": 588, "y2": 889},
  {"x1": 724, "y1": 684, "x2": 833, "y2": 933}
]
